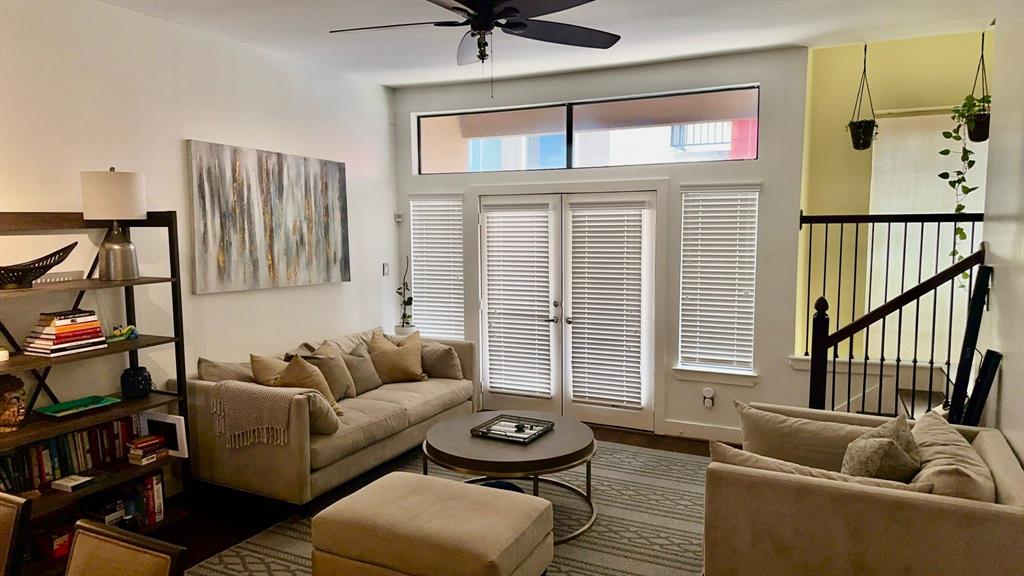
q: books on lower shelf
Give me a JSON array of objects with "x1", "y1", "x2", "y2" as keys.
[
  {"x1": 0, "y1": 415, "x2": 141, "y2": 493},
  {"x1": 23, "y1": 308, "x2": 107, "y2": 357},
  {"x1": 83, "y1": 470, "x2": 165, "y2": 529}
]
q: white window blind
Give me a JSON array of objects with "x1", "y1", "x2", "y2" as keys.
[
  {"x1": 410, "y1": 197, "x2": 464, "y2": 339},
  {"x1": 481, "y1": 204, "x2": 554, "y2": 398},
  {"x1": 568, "y1": 202, "x2": 647, "y2": 408},
  {"x1": 679, "y1": 186, "x2": 759, "y2": 371}
]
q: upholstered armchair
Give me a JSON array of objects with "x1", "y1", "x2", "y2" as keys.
[
  {"x1": 64, "y1": 520, "x2": 185, "y2": 576},
  {"x1": 0, "y1": 493, "x2": 30, "y2": 576}
]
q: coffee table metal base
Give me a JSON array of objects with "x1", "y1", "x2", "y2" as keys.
[{"x1": 422, "y1": 453, "x2": 596, "y2": 544}]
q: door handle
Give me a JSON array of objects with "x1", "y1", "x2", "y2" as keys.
[{"x1": 545, "y1": 316, "x2": 560, "y2": 324}]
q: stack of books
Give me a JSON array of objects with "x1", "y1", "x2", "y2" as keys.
[
  {"x1": 126, "y1": 435, "x2": 168, "y2": 466},
  {"x1": 24, "y1": 309, "x2": 106, "y2": 357}
]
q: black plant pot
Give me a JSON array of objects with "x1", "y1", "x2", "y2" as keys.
[
  {"x1": 120, "y1": 366, "x2": 153, "y2": 400},
  {"x1": 968, "y1": 112, "x2": 990, "y2": 142},
  {"x1": 848, "y1": 119, "x2": 877, "y2": 151}
]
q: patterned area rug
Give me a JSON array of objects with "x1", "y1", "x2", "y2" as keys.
[{"x1": 186, "y1": 441, "x2": 709, "y2": 576}]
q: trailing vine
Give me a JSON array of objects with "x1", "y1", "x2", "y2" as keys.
[{"x1": 937, "y1": 96, "x2": 985, "y2": 280}]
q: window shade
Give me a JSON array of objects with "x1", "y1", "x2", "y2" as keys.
[
  {"x1": 568, "y1": 203, "x2": 646, "y2": 408},
  {"x1": 481, "y1": 204, "x2": 554, "y2": 398},
  {"x1": 410, "y1": 197, "x2": 464, "y2": 339},
  {"x1": 679, "y1": 186, "x2": 759, "y2": 371}
]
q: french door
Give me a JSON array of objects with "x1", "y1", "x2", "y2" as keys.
[{"x1": 479, "y1": 192, "x2": 655, "y2": 430}]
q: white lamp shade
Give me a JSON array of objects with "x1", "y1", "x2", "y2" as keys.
[{"x1": 81, "y1": 170, "x2": 147, "y2": 220}]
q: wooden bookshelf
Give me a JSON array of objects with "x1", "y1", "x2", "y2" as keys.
[
  {"x1": 0, "y1": 393, "x2": 178, "y2": 452},
  {"x1": 30, "y1": 455, "x2": 177, "y2": 519},
  {"x1": 0, "y1": 334, "x2": 177, "y2": 376},
  {"x1": 0, "y1": 277, "x2": 174, "y2": 300}
]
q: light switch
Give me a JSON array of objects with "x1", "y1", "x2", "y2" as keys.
[{"x1": 382, "y1": 262, "x2": 390, "y2": 277}]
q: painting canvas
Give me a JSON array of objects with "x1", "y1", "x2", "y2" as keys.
[{"x1": 187, "y1": 140, "x2": 350, "y2": 294}]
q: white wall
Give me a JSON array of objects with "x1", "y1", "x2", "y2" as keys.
[
  {"x1": 983, "y1": 4, "x2": 1024, "y2": 455},
  {"x1": 0, "y1": 1, "x2": 398, "y2": 399},
  {"x1": 393, "y1": 48, "x2": 808, "y2": 441}
]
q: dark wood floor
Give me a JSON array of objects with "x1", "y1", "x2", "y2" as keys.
[{"x1": 154, "y1": 426, "x2": 710, "y2": 570}]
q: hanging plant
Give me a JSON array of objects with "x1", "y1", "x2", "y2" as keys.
[
  {"x1": 847, "y1": 44, "x2": 877, "y2": 151},
  {"x1": 961, "y1": 31, "x2": 992, "y2": 143}
]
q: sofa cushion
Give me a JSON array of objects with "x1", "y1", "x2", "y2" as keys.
[
  {"x1": 309, "y1": 398, "x2": 409, "y2": 470},
  {"x1": 359, "y1": 378, "x2": 473, "y2": 425},
  {"x1": 340, "y1": 344, "x2": 385, "y2": 395},
  {"x1": 421, "y1": 342, "x2": 465, "y2": 380},
  {"x1": 326, "y1": 327, "x2": 382, "y2": 355},
  {"x1": 288, "y1": 345, "x2": 357, "y2": 401},
  {"x1": 735, "y1": 401, "x2": 873, "y2": 471},
  {"x1": 842, "y1": 415, "x2": 921, "y2": 482},
  {"x1": 911, "y1": 411, "x2": 996, "y2": 502},
  {"x1": 710, "y1": 442, "x2": 933, "y2": 493},
  {"x1": 369, "y1": 332, "x2": 426, "y2": 384},
  {"x1": 197, "y1": 358, "x2": 255, "y2": 383},
  {"x1": 312, "y1": 472, "x2": 553, "y2": 576}
]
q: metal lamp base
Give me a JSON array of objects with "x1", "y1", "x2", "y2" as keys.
[{"x1": 99, "y1": 221, "x2": 139, "y2": 281}]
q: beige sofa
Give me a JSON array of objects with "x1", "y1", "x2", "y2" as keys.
[
  {"x1": 705, "y1": 403, "x2": 1024, "y2": 576},
  {"x1": 186, "y1": 337, "x2": 479, "y2": 504}
]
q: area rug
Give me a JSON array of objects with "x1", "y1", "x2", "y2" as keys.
[{"x1": 185, "y1": 441, "x2": 709, "y2": 576}]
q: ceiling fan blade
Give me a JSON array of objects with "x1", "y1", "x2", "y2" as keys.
[
  {"x1": 497, "y1": 0, "x2": 594, "y2": 19},
  {"x1": 457, "y1": 31, "x2": 478, "y2": 65},
  {"x1": 423, "y1": 0, "x2": 480, "y2": 16},
  {"x1": 502, "y1": 19, "x2": 619, "y2": 49},
  {"x1": 329, "y1": 21, "x2": 462, "y2": 33}
]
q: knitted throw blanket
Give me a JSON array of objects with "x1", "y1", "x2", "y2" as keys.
[{"x1": 211, "y1": 380, "x2": 299, "y2": 448}]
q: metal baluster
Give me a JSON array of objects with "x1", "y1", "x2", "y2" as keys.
[
  {"x1": 804, "y1": 224, "x2": 814, "y2": 356},
  {"x1": 862, "y1": 223, "x2": 875, "y2": 413},
  {"x1": 968, "y1": 221, "x2": 977, "y2": 296},
  {"x1": 945, "y1": 221, "x2": 957, "y2": 401},
  {"x1": 822, "y1": 223, "x2": 829, "y2": 304},
  {"x1": 895, "y1": 223, "x2": 908, "y2": 414},
  {"x1": 831, "y1": 342, "x2": 839, "y2": 411},
  {"x1": 878, "y1": 223, "x2": 891, "y2": 415},
  {"x1": 848, "y1": 223, "x2": 859, "y2": 413},
  {"x1": 836, "y1": 223, "x2": 844, "y2": 338},
  {"x1": 911, "y1": 222, "x2": 925, "y2": 418},
  {"x1": 928, "y1": 223, "x2": 941, "y2": 408}
]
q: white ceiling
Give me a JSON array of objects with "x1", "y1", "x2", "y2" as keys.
[{"x1": 106, "y1": 0, "x2": 998, "y2": 87}]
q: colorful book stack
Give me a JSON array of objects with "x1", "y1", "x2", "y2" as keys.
[
  {"x1": 24, "y1": 309, "x2": 107, "y2": 357},
  {"x1": 83, "y1": 471, "x2": 165, "y2": 529},
  {"x1": 126, "y1": 435, "x2": 168, "y2": 466},
  {"x1": 0, "y1": 416, "x2": 140, "y2": 493}
]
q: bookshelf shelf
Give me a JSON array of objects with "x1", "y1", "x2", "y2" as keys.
[
  {"x1": 30, "y1": 455, "x2": 177, "y2": 519},
  {"x1": 0, "y1": 334, "x2": 178, "y2": 376},
  {"x1": 0, "y1": 393, "x2": 178, "y2": 452},
  {"x1": 0, "y1": 276, "x2": 175, "y2": 300}
]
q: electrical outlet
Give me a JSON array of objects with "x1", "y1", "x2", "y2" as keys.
[
  {"x1": 702, "y1": 387, "x2": 715, "y2": 409},
  {"x1": 382, "y1": 262, "x2": 390, "y2": 277}
]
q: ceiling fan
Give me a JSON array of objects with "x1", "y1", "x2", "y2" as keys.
[{"x1": 329, "y1": 0, "x2": 620, "y2": 66}]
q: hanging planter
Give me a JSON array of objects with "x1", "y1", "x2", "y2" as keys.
[
  {"x1": 961, "y1": 31, "x2": 992, "y2": 143},
  {"x1": 846, "y1": 44, "x2": 877, "y2": 151}
]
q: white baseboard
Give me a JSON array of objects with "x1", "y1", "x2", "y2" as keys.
[{"x1": 658, "y1": 418, "x2": 742, "y2": 444}]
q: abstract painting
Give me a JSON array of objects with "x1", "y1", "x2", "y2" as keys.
[{"x1": 187, "y1": 140, "x2": 350, "y2": 294}]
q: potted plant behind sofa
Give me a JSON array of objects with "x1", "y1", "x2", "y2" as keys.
[
  {"x1": 395, "y1": 255, "x2": 415, "y2": 335},
  {"x1": 847, "y1": 44, "x2": 877, "y2": 151}
]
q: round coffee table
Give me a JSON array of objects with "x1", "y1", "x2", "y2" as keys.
[{"x1": 422, "y1": 410, "x2": 596, "y2": 544}]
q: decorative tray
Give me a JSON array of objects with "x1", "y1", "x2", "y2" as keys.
[
  {"x1": 470, "y1": 414, "x2": 554, "y2": 445},
  {"x1": 34, "y1": 395, "x2": 121, "y2": 420}
]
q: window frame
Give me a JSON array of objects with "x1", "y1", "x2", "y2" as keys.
[{"x1": 415, "y1": 84, "x2": 760, "y2": 175}]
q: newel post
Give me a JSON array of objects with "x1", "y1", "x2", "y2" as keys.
[{"x1": 809, "y1": 297, "x2": 830, "y2": 410}]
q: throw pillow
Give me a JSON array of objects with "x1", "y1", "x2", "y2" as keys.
[
  {"x1": 911, "y1": 411, "x2": 996, "y2": 502},
  {"x1": 328, "y1": 327, "x2": 383, "y2": 356},
  {"x1": 250, "y1": 354, "x2": 288, "y2": 386},
  {"x1": 305, "y1": 391, "x2": 340, "y2": 435},
  {"x1": 198, "y1": 358, "x2": 256, "y2": 383},
  {"x1": 421, "y1": 341, "x2": 464, "y2": 380},
  {"x1": 841, "y1": 415, "x2": 921, "y2": 482},
  {"x1": 368, "y1": 331, "x2": 427, "y2": 384},
  {"x1": 734, "y1": 401, "x2": 873, "y2": 471},
  {"x1": 710, "y1": 441, "x2": 934, "y2": 493},
  {"x1": 250, "y1": 354, "x2": 342, "y2": 416},
  {"x1": 341, "y1": 343, "x2": 385, "y2": 395},
  {"x1": 286, "y1": 344, "x2": 357, "y2": 401}
]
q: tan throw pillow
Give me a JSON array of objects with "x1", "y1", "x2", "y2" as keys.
[
  {"x1": 911, "y1": 411, "x2": 996, "y2": 502},
  {"x1": 421, "y1": 342, "x2": 464, "y2": 380},
  {"x1": 198, "y1": 358, "x2": 256, "y2": 383},
  {"x1": 328, "y1": 327, "x2": 383, "y2": 355},
  {"x1": 369, "y1": 332, "x2": 427, "y2": 384},
  {"x1": 734, "y1": 401, "x2": 873, "y2": 471},
  {"x1": 250, "y1": 354, "x2": 342, "y2": 416},
  {"x1": 710, "y1": 441, "x2": 934, "y2": 493},
  {"x1": 305, "y1": 391, "x2": 340, "y2": 435},
  {"x1": 841, "y1": 415, "x2": 921, "y2": 482},
  {"x1": 341, "y1": 343, "x2": 384, "y2": 395},
  {"x1": 286, "y1": 343, "x2": 357, "y2": 400}
]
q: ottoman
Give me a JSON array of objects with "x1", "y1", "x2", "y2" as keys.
[{"x1": 312, "y1": 472, "x2": 553, "y2": 576}]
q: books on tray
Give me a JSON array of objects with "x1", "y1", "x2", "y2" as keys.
[{"x1": 23, "y1": 308, "x2": 107, "y2": 357}]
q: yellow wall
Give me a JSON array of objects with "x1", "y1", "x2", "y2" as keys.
[{"x1": 797, "y1": 32, "x2": 993, "y2": 354}]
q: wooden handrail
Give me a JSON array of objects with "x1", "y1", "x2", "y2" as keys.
[
  {"x1": 801, "y1": 212, "x2": 984, "y2": 225},
  {"x1": 826, "y1": 245, "x2": 986, "y2": 347}
]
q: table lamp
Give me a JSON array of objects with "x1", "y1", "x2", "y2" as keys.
[{"x1": 81, "y1": 167, "x2": 147, "y2": 280}]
